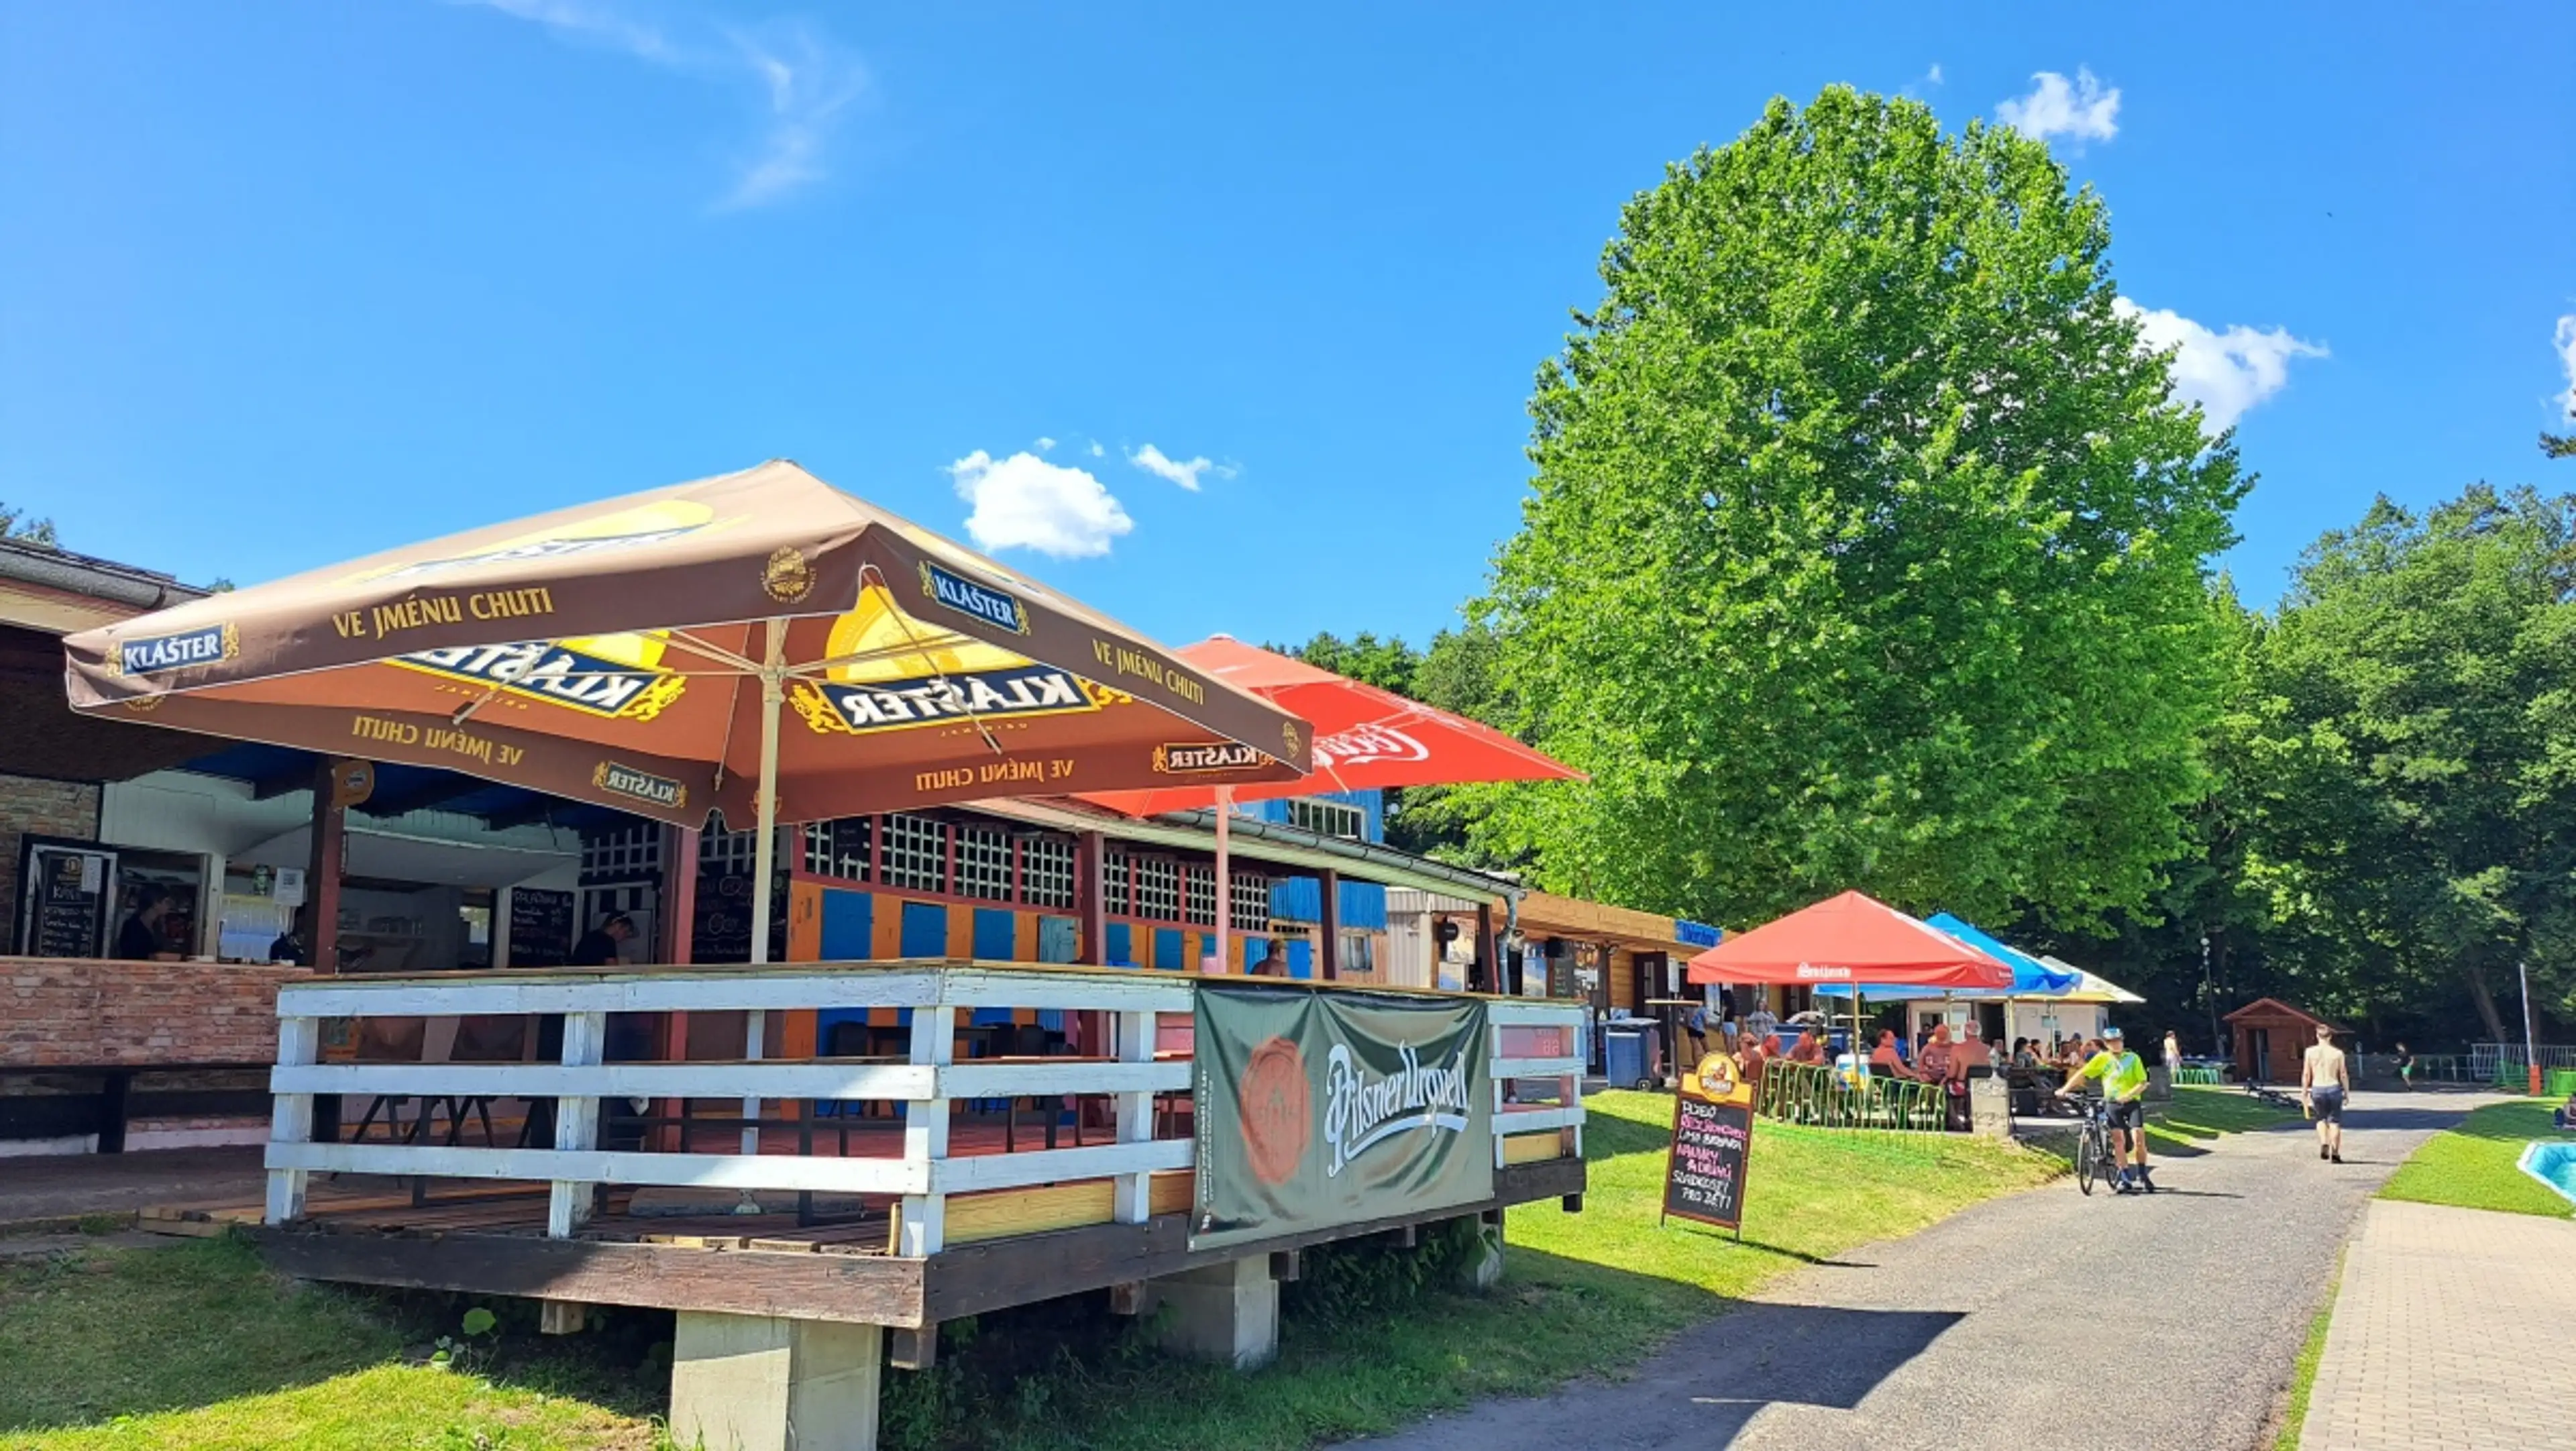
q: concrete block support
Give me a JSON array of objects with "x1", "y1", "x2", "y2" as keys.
[
  {"x1": 1969, "y1": 1077, "x2": 2012, "y2": 1139},
  {"x1": 670, "y1": 1311, "x2": 883, "y2": 1451},
  {"x1": 1152, "y1": 1256, "x2": 1280, "y2": 1371}
]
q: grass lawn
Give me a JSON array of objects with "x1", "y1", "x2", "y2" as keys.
[
  {"x1": 2147, "y1": 1084, "x2": 2301, "y2": 1154},
  {"x1": 0, "y1": 1093, "x2": 2058, "y2": 1450},
  {"x1": 2377, "y1": 1098, "x2": 2574, "y2": 1219},
  {"x1": 0, "y1": 1237, "x2": 664, "y2": 1450}
]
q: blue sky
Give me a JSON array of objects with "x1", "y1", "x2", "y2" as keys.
[{"x1": 4, "y1": 2, "x2": 2569, "y2": 649}]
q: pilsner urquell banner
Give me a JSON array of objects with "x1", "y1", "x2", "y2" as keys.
[{"x1": 1192, "y1": 984, "x2": 1492, "y2": 1251}]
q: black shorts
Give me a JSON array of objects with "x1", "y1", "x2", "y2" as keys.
[
  {"x1": 2310, "y1": 1088, "x2": 2345, "y2": 1124},
  {"x1": 2104, "y1": 1099, "x2": 2145, "y2": 1132}
]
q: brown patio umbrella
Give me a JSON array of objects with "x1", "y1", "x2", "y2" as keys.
[{"x1": 63, "y1": 460, "x2": 1311, "y2": 960}]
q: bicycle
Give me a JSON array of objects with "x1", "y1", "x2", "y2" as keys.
[{"x1": 2069, "y1": 1097, "x2": 2127, "y2": 1196}]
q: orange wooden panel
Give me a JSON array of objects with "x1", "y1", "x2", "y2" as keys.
[
  {"x1": 786, "y1": 879, "x2": 823, "y2": 964},
  {"x1": 948, "y1": 904, "x2": 974, "y2": 961},
  {"x1": 871, "y1": 892, "x2": 902, "y2": 961}
]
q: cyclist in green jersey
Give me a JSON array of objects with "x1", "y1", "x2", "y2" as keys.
[{"x1": 2056, "y1": 1025, "x2": 2155, "y2": 1193}]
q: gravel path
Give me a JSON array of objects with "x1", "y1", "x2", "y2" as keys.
[{"x1": 1350, "y1": 1091, "x2": 2500, "y2": 1451}]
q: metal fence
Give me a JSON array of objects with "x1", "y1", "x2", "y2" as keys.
[
  {"x1": 2469, "y1": 1042, "x2": 2576, "y2": 1085},
  {"x1": 1754, "y1": 1059, "x2": 1953, "y2": 1134}
]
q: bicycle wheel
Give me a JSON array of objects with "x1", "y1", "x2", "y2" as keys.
[{"x1": 2076, "y1": 1125, "x2": 2099, "y2": 1195}]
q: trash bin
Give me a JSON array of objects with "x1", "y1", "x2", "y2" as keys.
[{"x1": 1604, "y1": 1024, "x2": 1656, "y2": 1091}]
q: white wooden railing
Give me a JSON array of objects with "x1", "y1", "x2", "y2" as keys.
[
  {"x1": 264, "y1": 964, "x2": 1588, "y2": 1256},
  {"x1": 1488, "y1": 1000, "x2": 1588, "y2": 1167}
]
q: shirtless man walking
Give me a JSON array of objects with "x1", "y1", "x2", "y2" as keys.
[{"x1": 2301, "y1": 1022, "x2": 2353, "y2": 1164}]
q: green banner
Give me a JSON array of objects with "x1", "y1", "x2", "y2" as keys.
[{"x1": 1192, "y1": 984, "x2": 1493, "y2": 1251}]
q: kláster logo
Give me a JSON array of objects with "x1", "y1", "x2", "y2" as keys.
[
  {"x1": 1315, "y1": 721, "x2": 1429, "y2": 769},
  {"x1": 792, "y1": 666, "x2": 1120, "y2": 736},
  {"x1": 1321, "y1": 1040, "x2": 1474, "y2": 1179},
  {"x1": 592, "y1": 761, "x2": 687, "y2": 810},
  {"x1": 918, "y1": 561, "x2": 1030, "y2": 635},
  {"x1": 113, "y1": 623, "x2": 238, "y2": 677},
  {"x1": 1153, "y1": 741, "x2": 1263, "y2": 774},
  {"x1": 761, "y1": 546, "x2": 814, "y2": 604},
  {"x1": 396, "y1": 641, "x2": 686, "y2": 720}
]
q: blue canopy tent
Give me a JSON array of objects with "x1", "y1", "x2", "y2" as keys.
[
  {"x1": 1814, "y1": 912, "x2": 2079, "y2": 1000},
  {"x1": 1813, "y1": 914, "x2": 2081, "y2": 1063}
]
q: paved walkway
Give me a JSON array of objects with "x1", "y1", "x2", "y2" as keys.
[
  {"x1": 2301, "y1": 1197, "x2": 2576, "y2": 1450},
  {"x1": 1352, "y1": 1091, "x2": 2498, "y2": 1451}
]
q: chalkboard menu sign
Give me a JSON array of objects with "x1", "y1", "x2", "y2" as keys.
[
  {"x1": 507, "y1": 888, "x2": 575, "y2": 967},
  {"x1": 1662, "y1": 1083, "x2": 1756, "y2": 1232},
  {"x1": 15, "y1": 839, "x2": 117, "y2": 959}
]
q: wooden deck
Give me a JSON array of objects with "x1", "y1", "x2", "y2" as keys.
[
  {"x1": 144, "y1": 1157, "x2": 1582, "y2": 1332},
  {"x1": 223, "y1": 960, "x2": 1591, "y2": 1336}
]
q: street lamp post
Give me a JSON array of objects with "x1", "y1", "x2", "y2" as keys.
[{"x1": 2202, "y1": 933, "x2": 2223, "y2": 1061}]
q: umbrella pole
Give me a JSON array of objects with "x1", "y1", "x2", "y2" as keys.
[
  {"x1": 748, "y1": 620, "x2": 786, "y2": 968},
  {"x1": 1213, "y1": 786, "x2": 1232, "y2": 975},
  {"x1": 740, "y1": 619, "x2": 786, "y2": 1165}
]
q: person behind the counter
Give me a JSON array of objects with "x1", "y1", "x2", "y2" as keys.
[
  {"x1": 116, "y1": 887, "x2": 180, "y2": 961},
  {"x1": 570, "y1": 912, "x2": 635, "y2": 967}
]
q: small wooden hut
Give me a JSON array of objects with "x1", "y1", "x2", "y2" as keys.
[{"x1": 2222, "y1": 998, "x2": 2341, "y2": 1084}]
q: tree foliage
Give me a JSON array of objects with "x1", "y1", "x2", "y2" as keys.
[
  {"x1": 2236, "y1": 486, "x2": 2576, "y2": 1039},
  {"x1": 1471, "y1": 87, "x2": 2243, "y2": 930},
  {"x1": 0, "y1": 500, "x2": 58, "y2": 547}
]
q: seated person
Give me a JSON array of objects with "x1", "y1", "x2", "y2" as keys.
[
  {"x1": 1955, "y1": 1022, "x2": 1995, "y2": 1075},
  {"x1": 1917, "y1": 1026, "x2": 1960, "y2": 1086},
  {"x1": 1868, "y1": 1030, "x2": 1909, "y2": 1078},
  {"x1": 2555, "y1": 1092, "x2": 2576, "y2": 1131},
  {"x1": 1789, "y1": 1032, "x2": 1827, "y2": 1067}
]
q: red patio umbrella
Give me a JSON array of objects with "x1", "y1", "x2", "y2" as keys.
[
  {"x1": 1688, "y1": 891, "x2": 2011, "y2": 1069},
  {"x1": 1686, "y1": 891, "x2": 2012, "y2": 989},
  {"x1": 1075, "y1": 635, "x2": 1582, "y2": 972}
]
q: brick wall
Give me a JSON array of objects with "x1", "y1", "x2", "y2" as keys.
[
  {"x1": 2, "y1": 958, "x2": 311, "y2": 1068},
  {"x1": 0, "y1": 774, "x2": 101, "y2": 947}
]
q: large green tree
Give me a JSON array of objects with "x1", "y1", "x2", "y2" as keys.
[
  {"x1": 1471, "y1": 87, "x2": 2245, "y2": 929},
  {"x1": 2242, "y1": 485, "x2": 2576, "y2": 1041}
]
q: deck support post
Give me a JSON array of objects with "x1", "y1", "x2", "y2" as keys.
[
  {"x1": 548, "y1": 1011, "x2": 605, "y2": 1238},
  {"x1": 669, "y1": 1311, "x2": 881, "y2": 1451},
  {"x1": 1110, "y1": 1009, "x2": 1155, "y2": 1223},
  {"x1": 897, "y1": 1006, "x2": 954, "y2": 1256},
  {"x1": 1150, "y1": 1256, "x2": 1279, "y2": 1371},
  {"x1": 264, "y1": 1015, "x2": 319, "y2": 1224}
]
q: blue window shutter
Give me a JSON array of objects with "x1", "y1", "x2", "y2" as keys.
[
  {"x1": 1038, "y1": 916, "x2": 1078, "y2": 963},
  {"x1": 1107, "y1": 922, "x2": 1134, "y2": 967},
  {"x1": 1153, "y1": 927, "x2": 1184, "y2": 971},
  {"x1": 899, "y1": 901, "x2": 947, "y2": 958},
  {"x1": 971, "y1": 908, "x2": 1016, "y2": 961},
  {"x1": 819, "y1": 890, "x2": 873, "y2": 961}
]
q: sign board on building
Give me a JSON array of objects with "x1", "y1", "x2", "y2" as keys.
[{"x1": 1191, "y1": 983, "x2": 1492, "y2": 1251}]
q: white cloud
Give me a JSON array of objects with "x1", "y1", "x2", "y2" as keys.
[
  {"x1": 1926, "y1": 63, "x2": 1943, "y2": 85},
  {"x1": 459, "y1": 1, "x2": 865, "y2": 209},
  {"x1": 2554, "y1": 314, "x2": 2576, "y2": 423},
  {"x1": 949, "y1": 450, "x2": 1133, "y2": 558},
  {"x1": 2116, "y1": 298, "x2": 2327, "y2": 433},
  {"x1": 1127, "y1": 443, "x2": 1236, "y2": 492},
  {"x1": 1088, "y1": 441, "x2": 1105, "y2": 458},
  {"x1": 1033, "y1": 436, "x2": 1057, "y2": 453},
  {"x1": 1996, "y1": 68, "x2": 2120, "y2": 145}
]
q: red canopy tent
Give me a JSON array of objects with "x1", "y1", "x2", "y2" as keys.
[
  {"x1": 1687, "y1": 891, "x2": 2011, "y2": 1064},
  {"x1": 1077, "y1": 635, "x2": 1580, "y2": 973},
  {"x1": 1685, "y1": 891, "x2": 2012, "y2": 988}
]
